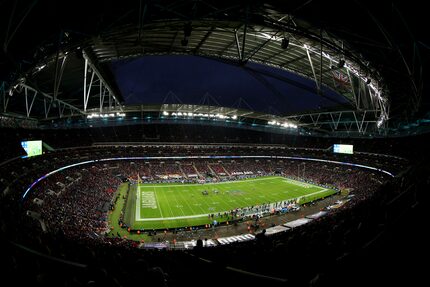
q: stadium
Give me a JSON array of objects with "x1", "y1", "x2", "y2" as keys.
[{"x1": 0, "y1": 1, "x2": 428, "y2": 286}]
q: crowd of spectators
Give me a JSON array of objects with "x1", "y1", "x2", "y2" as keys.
[
  {"x1": 180, "y1": 164, "x2": 198, "y2": 177},
  {"x1": 208, "y1": 163, "x2": 227, "y2": 176},
  {"x1": 0, "y1": 115, "x2": 37, "y2": 129},
  {"x1": 33, "y1": 166, "x2": 121, "y2": 241},
  {"x1": 193, "y1": 161, "x2": 211, "y2": 177},
  {"x1": 14, "y1": 156, "x2": 388, "y2": 246},
  {"x1": 0, "y1": 127, "x2": 425, "y2": 286}
]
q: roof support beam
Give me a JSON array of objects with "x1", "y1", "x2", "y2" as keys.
[
  {"x1": 346, "y1": 68, "x2": 358, "y2": 108},
  {"x1": 100, "y1": 83, "x2": 107, "y2": 112},
  {"x1": 329, "y1": 112, "x2": 342, "y2": 130},
  {"x1": 43, "y1": 98, "x2": 52, "y2": 119},
  {"x1": 240, "y1": 9, "x2": 248, "y2": 62},
  {"x1": 305, "y1": 47, "x2": 320, "y2": 92},
  {"x1": 234, "y1": 29, "x2": 242, "y2": 60},
  {"x1": 218, "y1": 24, "x2": 243, "y2": 55},
  {"x1": 1, "y1": 82, "x2": 10, "y2": 113},
  {"x1": 284, "y1": 109, "x2": 386, "y2": 134},
  {"x1": 284, "y1": 109, "x2": 380, "y2": 119},
  {"x1": 83, "y1": 60, "x2": 95, "y2": 112},
  {"x1": 245, "y1": 30, "x2": 279, "y2": 63},
  {"x1": 194, "y1": 27, "x2": 214, "y2": 53},
  {"x1": 24, "y1": 87, "x2": 37, "y2": 118},
  {"x1": 83, "y1": 50, "x2": 122, "y2": 112},
  {"x1": 169, "y1": 31, "x2": 179, "y2": 53},
  {"x1": 19, "y1": 83, "x2": 85, "y2": 118},
  {"x1": 137, "y1": 0, "x2": 148, "y2": 43},
  {"x1": 53, "y1": 54, "x2": 68, "y2": 101}
]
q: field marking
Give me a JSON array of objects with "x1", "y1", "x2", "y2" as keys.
[
  {"x1": 136, "y1": 187, "x2": 164, "y2": 221},
  {"x1": 136, "y1": 186, "x2": 141, "y2": 221},
  {"x1": 196, "y1": 185, "x2": 221, "y2": 213},
  {"x1": 244, "y1": 181, "x2": 278, "y2": 204},
  {"x1": 175, "y1": 188, "x2": 202, "y2": 215},
  {"x1": 216, "y1": 186, "x2": 239, "y2": 211},
  {"x1": 152, "y1": 187, "x2": 164, "y2": 217},
  {"x1": 188, "y1": 188, "x2": 209, "y2": 214},
  {"x1": 135, "y1": 187, "x2": 332, "y2": 222},
  {"x1": 167, "y1": 187, "x2": 186, "y2": 217},
  {"x1": 152, "y1": 188, "x2": 175, "y2": 216},
  {"x1": 283, "y1": 178, "x2": 315, "y2": 188},
  {"x1": 296, "y1": 188, "x2": 329, "y2": 201},
  {"x1": 137, "y1": 213, "x2": 211, "y2": 221},
  {"x1": 218, "y1": 184, "x2": 249, "y2": 209}
]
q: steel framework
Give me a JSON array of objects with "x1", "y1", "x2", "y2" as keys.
[
  {"x1": 1, "y1": 51, "x2": 124, "y2": 120},
  {"x1": 5, "y1": 0, "x2": 417, "y2": 137},
  {"x1": 82, "y1": 50, "x2": 123, "y2": 113}
]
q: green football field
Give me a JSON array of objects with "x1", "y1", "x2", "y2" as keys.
[{"x1": 122, "y1": 176, "x2": 337, "y2": 230}]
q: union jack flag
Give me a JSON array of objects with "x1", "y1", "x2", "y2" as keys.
[{"x1": 332, "y1": 70, "x2": 351, "y2": 91}]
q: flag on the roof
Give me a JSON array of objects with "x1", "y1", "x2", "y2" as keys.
[{"x1": 332, "y1": 70, "x2": 351, "y2": 92}]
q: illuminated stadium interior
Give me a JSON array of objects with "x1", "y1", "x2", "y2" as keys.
[{"x1": 0, "y1": 1, "x2": 429, "y2": 286}]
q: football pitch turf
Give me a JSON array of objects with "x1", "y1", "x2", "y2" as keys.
[{"x1": 122, "y1": 176, "x2": 337, "y2": 230}]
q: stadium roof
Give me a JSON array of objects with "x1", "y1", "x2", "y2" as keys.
[{"x1": 0, "y1": 0, "x2": 427, "y2": 137}]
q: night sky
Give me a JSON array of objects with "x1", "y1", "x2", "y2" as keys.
[{"x1": 110, "y1": 55, "x2": 349, "y2": 115}]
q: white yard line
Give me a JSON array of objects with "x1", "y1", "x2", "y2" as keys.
[
  {"x1": 135, "y1": 185, "x2": 141, "y2": 221},
  {"x1": 216, "y1": 185, "x2": 241, "y2": 211},
  {"x1": 153, "y1": 187, "x2": 164, "y2": 218},
  {"x1": 283, "y1": 177, "x2": 313, "y2": 188},
  {"x1": 296, "y1": 188, "x2": 328, "y2": 201},
  {"x1": 221, "y1": 183, "x2": 252, "y2": 208},
  {"x1": 195, "y1": 185, "x2": 218, "y2": 213},
  {"x1": 175, "y1": 188, "x2": 201, "y2": 215},
  {"x1": 137, "y1": 213, "x2": 210, "y2": 221},
  {"x1": 169, "y1": 188, "x2": 187, "y2": 216}
]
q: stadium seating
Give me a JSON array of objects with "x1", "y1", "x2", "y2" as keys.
[{"x1": 0, "y1": 128, "x2": 425, "y2": 286}]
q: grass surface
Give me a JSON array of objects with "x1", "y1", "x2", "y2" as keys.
[
  {"x1": 121, "y1": 176, "x2": 336, "y2": 230},
  {"x1": 107, "y1": 183, "x2": 149, "y2": 242}
]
